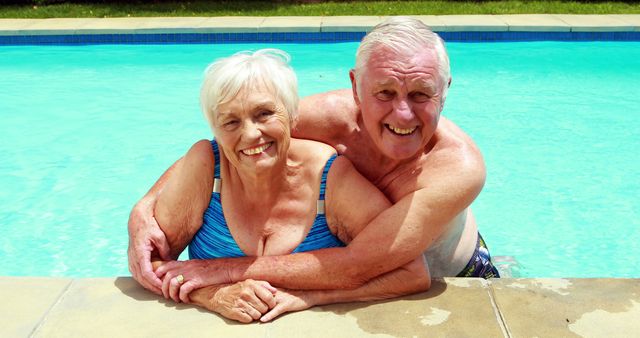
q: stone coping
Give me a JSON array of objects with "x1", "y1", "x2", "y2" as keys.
[
  {"x1": 1, "y1": 276, "x2": 639, "y2": 337},
  {"x1": 0, "y1": 15, "x2": 639, "y2": 36}
]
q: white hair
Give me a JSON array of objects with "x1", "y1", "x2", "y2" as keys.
[
  {"x1": 354, "y1": 16, "x2": 451, "y2": 99},
  {"x1": 200, "y1": 48, "x2": 298, "y2": 128}
]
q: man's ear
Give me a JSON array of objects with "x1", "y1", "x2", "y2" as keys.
[
  {"x1": 441, "y1": 77, "x2": 452, "y2": 111},
  {"x1": 349, "y1": 69, "x2": 361, "y2": 106}
]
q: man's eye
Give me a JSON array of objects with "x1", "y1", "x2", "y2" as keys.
[
  {"x1": 376, "y1": 90, "x2": 394, "y2": 101},
  {"x1": 410, "y1": 92, "x2": 430, "y2": 102}
]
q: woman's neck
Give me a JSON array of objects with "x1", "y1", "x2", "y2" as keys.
[{"x1": 224, "y1": 157, "x2": 292, "y2": 208}]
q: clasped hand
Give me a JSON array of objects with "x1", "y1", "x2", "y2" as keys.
[{"x1": 155, "y1": 260, "x2": 313, "y2": 323}]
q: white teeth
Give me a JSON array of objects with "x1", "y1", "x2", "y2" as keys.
[
  {"x1": 387, "y1": 125, "x2": 416, "y2": 135},
  {"x1": 241, "y1": 143, "x2": 271, "y2": 155}
]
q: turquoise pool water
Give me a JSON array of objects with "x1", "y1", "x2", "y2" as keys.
[{"x1": 1, "y1": 41, "x2": 639, "y2": 278}]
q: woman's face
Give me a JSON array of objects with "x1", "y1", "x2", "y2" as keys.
[{"x1": 212, "y1": 85, "x2": 291, "y2": 174}]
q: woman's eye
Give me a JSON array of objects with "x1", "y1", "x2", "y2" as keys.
[
  {"x1": 223, "y1": 120, "x2": 238, "y2": 128},
  {"x1": 258, "y1": 110, "x2": 274, "y2": 118}
]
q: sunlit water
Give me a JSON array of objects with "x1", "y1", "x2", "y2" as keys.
[{"x1": 1, "y1": 41, "x2": 638, "y2": 277}]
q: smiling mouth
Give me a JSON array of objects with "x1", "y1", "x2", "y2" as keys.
[
  {"x1": 241, "y1": 142, "x2": 272, "y2": 155},
  {"x1": 385, "y1": 124, "x2": 417, "y2": 136}
]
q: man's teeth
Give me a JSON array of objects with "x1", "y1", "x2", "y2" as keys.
[
  {"x1": 242, "y1": 143, "x2": 271, "y2": 155},
  {"x1": 387, "y1": 125, "x2": 416, "y2": 135}
]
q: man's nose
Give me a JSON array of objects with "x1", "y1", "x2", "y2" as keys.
[{"x1": 392, "y1": 99, "x2": 414, "y2": 122}]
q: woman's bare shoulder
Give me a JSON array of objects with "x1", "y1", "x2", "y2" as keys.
[{"x1": 183, "y1": 139, "x2": 214, "y2": 169}]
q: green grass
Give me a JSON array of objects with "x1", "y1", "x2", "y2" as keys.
[{"x1": 2, "y1": 1, "x2": 640, "y2": 19}]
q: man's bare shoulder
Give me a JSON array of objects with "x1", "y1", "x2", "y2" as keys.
[
  {"x1": 300, "y1": 89, "x2": 356, "y2": 116},
  {"x1": 431, "y1": 117, "x2": 484, "y2": 169},
  {"x1": 403, "y1": 116, "x2": 486, "y2": 198},
  {"x1": 294, "y1": 89, "x2": 358, "y2": 144}
]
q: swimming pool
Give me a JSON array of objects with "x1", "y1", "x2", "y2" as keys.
[{"x1": 1, "y1": 41, "x2": 639, "y2": 278}]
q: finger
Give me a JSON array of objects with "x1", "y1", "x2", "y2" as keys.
[
  {"x1": 140, "y1": 256, "x2": 163, "y2": 292},
  {"x1": 151, "y1": 217, "x2": 171, "y2": 261},
  {"x1": 155, "y1": 261, "x2": 176, "y2": 278},
  {"x1": 179, "y1": 281, "x2": 197, "y2": 303},
  {"x1": 255, "y1": 285, "x2": 277, "y2": 309},
  {"x1": 161, "y1": 272, "x2": 173, "y2": 299},
  {"x1": 246, "y1": 296, "x2": 269, "y2": 314},
  {"x1": 169, "y1": 276, "x2": 182, "y2": 302},
  {"x1": 260, "y1": 282, "x2": 277, "y2": 295},
  {"x1": 260, "y1": 305, "x2": 284, "y2": 323},
  {"x1": 232, "y1": 311, "x2": 253, "y2": 324},
  {"x1": 244, "y1": 304, "x2": 263, "y2": 321},
  {"x1": 131, "y1": 258, "x2": 161, "y2": 295},
  {"x1": 139, "y1": 248, "x2": 163, "y2": 295}
]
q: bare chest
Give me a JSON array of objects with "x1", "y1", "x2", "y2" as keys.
[{"x1": 338, "y1": 137, "x2": 427, "y2": 203}]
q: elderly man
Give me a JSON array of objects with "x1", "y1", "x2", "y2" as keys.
[{"x1": 129, "y1": 16, "x2": 499, "y2": 299}]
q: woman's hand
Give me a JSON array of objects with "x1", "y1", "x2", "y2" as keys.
[
  {"x1": 259, "y1": 289, "x2": 316, "y2": 322},
  {"x1": 156, "y1": 259, "x2": 234, "y2": 303},
  {"x1": 197, "y1": 280, "x2": 278, "y2": 323}
]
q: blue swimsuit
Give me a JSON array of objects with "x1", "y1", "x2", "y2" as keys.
[{"x1": 189, "y1": 140, "x2": 345, "y2": 259}]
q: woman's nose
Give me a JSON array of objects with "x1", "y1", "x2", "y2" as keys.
[{"x1": 242, "y1": 120, "x2": 262, "y2": 140}]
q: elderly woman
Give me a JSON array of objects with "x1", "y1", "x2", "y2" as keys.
[{"x1": 148, "y1": 49, "x2": 429, "y2": 323}]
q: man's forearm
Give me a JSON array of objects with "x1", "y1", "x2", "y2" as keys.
[
  {"x1": 227, "y1": 191, "x2": 461, "y2": 290},
  {"x1": 303, "y1": 257, "x2": 429, "y2": 305}
]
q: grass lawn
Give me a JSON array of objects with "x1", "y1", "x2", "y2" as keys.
[{"x1": 1, "y1": 1, "x2": 640, "y2": 19}]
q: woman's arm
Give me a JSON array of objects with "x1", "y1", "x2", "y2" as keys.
[
  {"x1": 127, "y1": 158, "x2": 182, "y2": 294},
  {"x1": 153, "y1": 139, "x2": 213, "y2": 258}
]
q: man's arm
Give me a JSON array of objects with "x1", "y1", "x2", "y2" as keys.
[
  {"x1": 127, "y1": 156, "x2": 183, "y2": 294},
  {"x1": 159, "y1": 139, "x2": 483, "y2": 292},
  {"x1": 224, "y1": 132, "x2": 484, "y2": 289},
  {"x1": 259, "y1": 255, "x2": 430, "y2": 322},
  {"x1": 292, "y1": 89, "x2": 355, "y2": 145}
]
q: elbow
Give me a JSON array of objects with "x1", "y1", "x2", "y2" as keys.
[
  {"x1": 415, "y1": 274, "x2": 431, "y2": 293},
  {"x1": 407, "y1": 257, "x2": 432, "y2": 293}
]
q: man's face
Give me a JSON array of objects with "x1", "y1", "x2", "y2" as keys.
[{"x1": 352, "y1": 46, "x2": 446, "y2": 160}]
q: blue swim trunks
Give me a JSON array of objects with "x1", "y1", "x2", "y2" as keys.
[{"x1": 456, "y1": 233, "x2": 500, "y2": 279}]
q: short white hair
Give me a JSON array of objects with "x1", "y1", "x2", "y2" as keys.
[
  {"x1": 354, "y1": 16, "x2": 451, "y2": 99},
  {"x1": 200, "y1": 48, "x2": 298, "y2": 127}
]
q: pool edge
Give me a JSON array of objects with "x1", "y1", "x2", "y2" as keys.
[{"x1": 3, "y1": 276, "x2": 638, "y2": 337}]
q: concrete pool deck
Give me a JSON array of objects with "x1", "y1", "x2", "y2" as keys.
[
  {"x1": 2, "y1": 14, "x2": 639, "y2": 337},
  {"x1": 0, "y1": 14, "x2": 639, "y2": 35},
  {"x1": 2, "y1": 276, "x2": 639, "y2": 337}
]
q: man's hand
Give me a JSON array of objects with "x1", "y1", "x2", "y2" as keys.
[
  {"x1": 127, "y1": 200, "x2": 171, "y2": 295},
  {"x1": 260, "y1": 289, "x2": 314, "y2": 322}
]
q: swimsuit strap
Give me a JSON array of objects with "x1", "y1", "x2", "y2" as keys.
[
  {"x1": 211, "y1": 139, "x2": 221, "y2": 193},
  {"x1": 319, "y1": 154, "x2": 337, "y2": 200},
  {"x1": 211, "y1": 139, "x2": 221, "y2": 178},
  {"x1": 317, "y1": 153, "x2": 337, "y2": 215}
]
